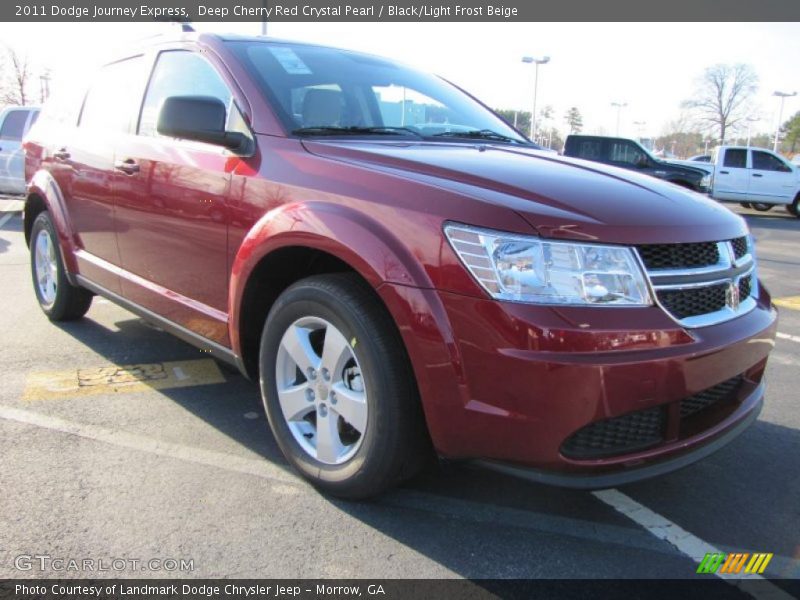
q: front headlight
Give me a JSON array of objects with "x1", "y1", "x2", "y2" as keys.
[
  {"x1": 700, "y1": 174, "x2": 711, "y2": 188},
  {"x1": 444, "y1": 223, "x2": 652, "y2": 306}
]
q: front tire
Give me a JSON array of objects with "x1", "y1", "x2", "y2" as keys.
[
  {"x1": 750, "y1": 203, "x2": 772, "y2": 212},
  {"x1": 259, "y1": 273, "x2": 427, "y2": 499},
  {"x1": 30, "y1": 212, "x2": 92, "y2": 321},
  {"x1": 740, "y1": 202, "x2": 752, "y2": 209}
]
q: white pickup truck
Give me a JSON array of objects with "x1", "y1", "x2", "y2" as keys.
[{"x1": 706, "y1": 146, "x2": 800, "y2": 216}]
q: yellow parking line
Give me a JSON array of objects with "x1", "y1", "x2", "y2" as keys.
[
  {"x1": 774, "y1": 296, "x2": 800, "y2": 311},
  {"x1": 24, "y1": 359, "x2": 225, "y2": 401}
]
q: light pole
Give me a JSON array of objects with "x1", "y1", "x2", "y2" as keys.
[
  {"x1": 522, "y1": 55, "x2": 550, "y2": 141},
  {"x1": 39, "y1": 71, "x2": 51, "y2": 104},
  {"x1": 772, "y1": 91, "x2": 797, "y2": 152},
  {"x1": 745, "y1": 116, "x2": 760, "y2": 148},
  {"x1": 611, "y1": 102, "x2": 627, "y2": 136},
  {"x1": 633, "y1": 120, "x2": 646, "y2": 141}
]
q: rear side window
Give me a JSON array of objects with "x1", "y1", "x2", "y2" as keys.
[
  {"x1": 0, "y1": 110, "x2": 30, "y2": 140},
  {"x1": 609, "y1": 141, "x2": 645, "y2": 165},
  {"x1": 80, "y1": 56, "x2": 145, "y2": 132},
  {"x1": 573, "y1": 139, "x2": 602, "y2": 160},
  {"x1": 138, "y1": 51, "x2": 232, "y2": 138},
  {"x1": 723, "y1": 149, "x2": 747, "y2": 168},
  {"x1": 751, "y1": 150, "x2": 790, "y2": 172}
]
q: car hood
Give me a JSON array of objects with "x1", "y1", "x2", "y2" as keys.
[
  {"x1": 657, "y1": 160, "x2": 708, "y2": 176},
  {"x1": 663, "y1": 158, "x2": 715, "y2": 175},
  {"x1": 301, "y1": 140, "x2": 746, "y2": 244}
]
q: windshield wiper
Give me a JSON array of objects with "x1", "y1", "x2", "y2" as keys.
[
  {"x1": 431, "y1": 129, "x2": 526, "y2": 144},
  {"x1": 292, "y1": 126, "x2": 423, "y2": 138}
]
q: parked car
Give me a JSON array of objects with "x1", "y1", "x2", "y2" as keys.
[
  {"x1": 24, "y1": 34, "x2": 777, "y2": 498},
  {"x1": 689, "y1": 154, "x2": 712, "y2": 163},
  {"x1": 563, "y1": 135, "x2": 710, "y2": 191},
  {"x1": 0, "y1": 105, "x2": 40, "y2": 194},
  {"x1": 706, "y1": 146, "x2": 800, "y2": 215}
]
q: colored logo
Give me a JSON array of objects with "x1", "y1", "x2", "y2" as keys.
[{"x1": 697, "y1": 552, "x2": 773, "y2": 575}]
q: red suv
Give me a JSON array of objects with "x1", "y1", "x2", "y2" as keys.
[{"x1": 24, "y1": 33, "x2": 777, "y2": 498}]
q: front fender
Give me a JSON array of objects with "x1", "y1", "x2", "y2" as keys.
[
  {"x1": 228, "y1": 200, "x2": 436, "y2": 356},
  {"x1": 26, "y1": 170, "x2": 80, "y2": 278}
]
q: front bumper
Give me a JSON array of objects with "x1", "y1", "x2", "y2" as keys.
[
  {"x1": 379, "y1": 280, "x2": 777, "y2": 484},
  {"x1": 476, "y1": 386, "x2": 762, "y2": 489}
]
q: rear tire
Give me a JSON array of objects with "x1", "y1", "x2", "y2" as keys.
[
  {"x1": 751, "y1": 203, "x2": 772, "y2": 212},
  {"x1": 258, "y1": 273, "x2": 428, "y2": 499},
  {"x1": 740, "y1": 202, "x2": 752, "y2": 209},
  {"x1": 30, "y1": 211, "x2": 93, "y2": 321},
  {"x1": 788, "y1": 194, "x2": 800, "y2": 218}
]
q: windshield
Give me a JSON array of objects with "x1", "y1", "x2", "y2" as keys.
[
  {"x1": 226, "y1": 40, "x2": 529, "y2": 144},
  {"x1": 631, "y1": 139, "x2": 658, "y2": 162}
]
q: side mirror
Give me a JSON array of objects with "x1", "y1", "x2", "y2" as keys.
[
  {"x1": 157, "y1": 96, "x2": 248, "y2": 152},
  {"x1": 635, "y1": 156, "x2": 649, "y2": 169}
]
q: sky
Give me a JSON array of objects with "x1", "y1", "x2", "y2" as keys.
[{"x1": 1, "y1": 21, "x2": 798, "y2": 141}]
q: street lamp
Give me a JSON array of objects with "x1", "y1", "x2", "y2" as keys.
[
  {"x1": 772, "y1": 91, "x2": 797, "y2": 152},
  {"x1": 745, "y1": 116, "x2": 760, "y2": 148},
  {"x1": 633, "y1": 120, "x2": 646, "y2": 141},
  {"x1": 611, "y1": 102, "x2": 627, "y2": 136},
  {"x1": 522, "y1": 55, "x2": 550, "y2": 141},
  {"x1": 39, "y1": 72, "x2": 51, "y2": 104}
]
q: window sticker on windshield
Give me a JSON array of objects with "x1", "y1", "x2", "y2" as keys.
[{"x1": 269, "y1": 47, "x2": 312, "y2": 75}]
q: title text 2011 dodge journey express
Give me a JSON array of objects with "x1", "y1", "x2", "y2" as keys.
[{"x1": 24, "y1": 34, "x2": 777, "y2": 498}]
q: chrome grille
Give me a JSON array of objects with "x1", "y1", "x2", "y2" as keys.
[
  {"x1": 731, "y1": 236, "x2": 749, "y2": 260},
  {"x1": 657, "y1": 283, "x2": 727, "y2": 320},
  {"x1": 636, "y1": 237, "x2": 756, "y2": 328},
  {"x1": 739, "y1": 274, "x2": 752, "y2": 299},
  {"x1": 637, "y1": 242, "x2": 719, "y2": 270}
]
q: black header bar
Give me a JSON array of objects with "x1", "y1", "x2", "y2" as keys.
[{"x1": 3, "y1": 0, "x2": 800, "y2": 22}]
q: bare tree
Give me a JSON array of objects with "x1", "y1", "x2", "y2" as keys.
[
  {"x1": 682, "y1": 64, "x2": 758, "y2": 144},
  {"x1": 1, "y1": 47, "x2": 33, "y2": 106}
]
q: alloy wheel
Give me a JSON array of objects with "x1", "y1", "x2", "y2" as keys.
[
  {"x1": 34, "y1": 229, "x2": 58, "y2": 307},
  {"x1": 274, "y1": 316, "x2": 368, "y2": 465}
]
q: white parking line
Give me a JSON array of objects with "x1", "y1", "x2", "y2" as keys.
[
  {"x1": 777, "y1": 332, "x2": 800, "y2": 345},
  {"x1": 0, "y1": 212, "x2": 15, "y2": 230},
  {"x1": 0, "y1": 405, "x2": 683, "y2": 556},
  {"x1": 0, "y1": 404, "x2": 297, "y2": 486},
  {"x1": 593, "y1": 489, "x2": 795, "y2": 600},
  {"x1": 1, "y1": 404, "x2": 797, "y2": 584}
]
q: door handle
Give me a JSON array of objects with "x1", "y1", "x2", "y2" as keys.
[
  {"x1": 752, "y1": 173, "x2": 763, "y2": 177},
  {"x1": 53, "y1": 148, "x2": 70, "y2": 160},
  {"x1": 114, "y1": 159, "x2": 140, "y2": 175},
  {"x1": 719, "y1": 170, "x2": 729, "y2": 174}
]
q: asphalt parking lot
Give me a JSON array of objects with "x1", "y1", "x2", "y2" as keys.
[{"x1": 0, "y1": 201, "x2": 798, "y2": 592}]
